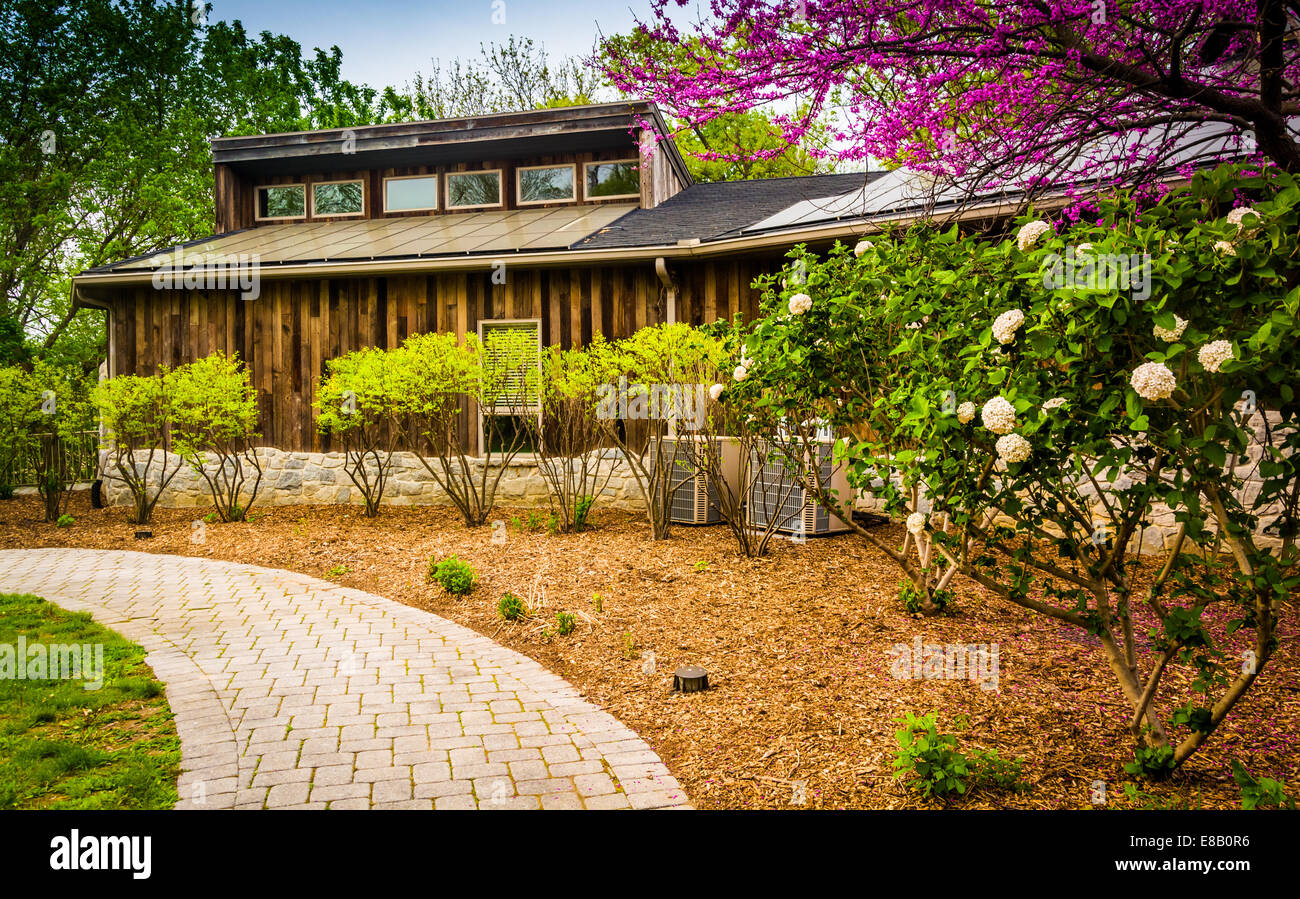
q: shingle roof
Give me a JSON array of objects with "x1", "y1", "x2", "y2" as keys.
[{"x1": 570, "y1": 172, "x2": 883, "y2": 249}]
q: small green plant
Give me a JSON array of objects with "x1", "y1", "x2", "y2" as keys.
[
  {"x1": 892, "y1": 712, "x2": 971, "y2": 799},
  {"x1": 430, "y1": 555, "x2": 476, "y2": 595},
  {"x1": 510, "y1": 516, "x2": 521, "y2": 531},
  {"x1": 55, "y1": 514, "x2": 74, "y2": 528},
  {"x1": 525, "y1": 511, "x2": 545, "y2": 530},
  {"x1": 497, "y1": 592, "x2": 527, "y2": 622},
  {"x1": 546, "y1": 513, "x2": 560, "y2": 535},
  {"x1": 554, "y1": 611, "x2": 576, "y2": 636},
  {"x1": 1232, "y1": 760, "x2": 1296, "y2": 809},
  {"x1": 591, "y1": 592, "x2": 604, "y2": 613},
  {"x1": 972, "y1": 749, "x2": 1026, "y2": 792},
  {"x1": 1124, "y1": 742, "x2": 1176, "y2": 781},
  {"x1": 324, "y1": 564, "x2": 350, "y2": 578},
  {"x1": 573, "y1": 495, "x2": 595, "y2": 531},
  {"x1": 621, "y1": 630, "x2": 639, "y2": 660},
  {"x1": 898, "y1": 579, "x2": 951, "y2": 614},
  {"x1": 693, "y1": 560, "x2": 710, "y2": 573}
]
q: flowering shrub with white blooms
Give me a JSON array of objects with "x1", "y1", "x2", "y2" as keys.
[
  {"x1": 1131, "y1": 362, "x2": 1177, "y2": 401},
  {"x1": 1226, "y1": 207, "x2": 1258, "y2": 232},
  {"x1": 980, "y1": 396, "x2": 1016, "y2": 434},
  {"x1": 1153, "y1": 315, "x2": 1188, "y2": 342},
  {"x1": 733, "y1": 365, "x2": 749, "y2": 382},
  {"x1": 738, "y1": 166, "x2": 1300, "y2": 773},
  {"x1": 992, "y1": 309, "x2": 1026, "y2": 345},
  {"x1": 1016, "y1": 220, "x2": 1051, "y2": 251},
  {"x1": 995, "y1": 433, "x2": 1032, "y2": 464},
  {"x1": 1198, "y1": 340, "x2": 1234, "y2": 373},
  {"x1": 708, "y1": 383, "x2": 725, "y2": 401},
  {"x1": 788, "y1": 293, "x2": 813, "y2": 315},
  {"x1": 854, "y1": 239, "x2": 874, "y2": 257}
]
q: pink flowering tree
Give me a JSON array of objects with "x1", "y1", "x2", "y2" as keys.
[{"x1": 602, "y1": 1, "x2": 1300, "y2": 191}]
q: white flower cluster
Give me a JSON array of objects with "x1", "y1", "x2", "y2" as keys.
[
  {"x1": 1153, "y1": 314, "x2": 1188, "y2": 342},
  {"x1": 1043, "y1": 397, "x2": 1067, "y2": 411},
  {"x1": 992, "y1": 308, "x2": 1026, "y2": 345},
  {"x1": 996, "y1": 433, "x2": 1032, "y2": 464},
  {"x1": 1214, "y1": 240, "x2": 1237, "y2": 257},
  {"x1": 788, "y1": 293, "x2": 813, "y2": 315},
  {"x1": 981, "y1": 396, "x2": 1017, "y2": 434},
  {"x1": 957, "y1": 401, "x2": 976, "y2": 424},
  {"x1": 709, "y1": 383, "x2": 725, "y2": 401},
  {"x1": 1075, "y1": 242, "x2": 1094, "y2": 254},
  {"x1": 1016, "y1": 220, "x2": 1052, "y2": 251},
  {"x1": 906, "y1": 511, "x2": 927, "y2": 535},
  {"x1": 733, "y1": 365, "x2": 749, "y2": 382},
  {"x1": 1198, "y1": 340, "x2": 1234, "y2": 373},
  {"x1": 854, "y1": 239, "x2": 874, "y2": 258},
  {"x1": 1226, "y1": 206, "x2": 1258, "y2": 232},
  {"x1": 1131, "y1": 361, "x2": 1177, "y2": 401}
]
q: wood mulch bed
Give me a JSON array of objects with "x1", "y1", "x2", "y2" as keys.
[{"x1": 2, "y1": 492, "x2": 1296, "y2": 809}]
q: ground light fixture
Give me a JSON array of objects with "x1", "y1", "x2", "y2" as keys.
[{"x1": 673, "y1": 665, "x2": 709, "y2": 693}]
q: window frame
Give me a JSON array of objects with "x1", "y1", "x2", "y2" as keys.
[
  {"x1": 515, "y1": 163, "x2": 578, "y2": 207},
  {"x1": 382, "y1": 173, "x2": 440, "y2": 213},
  {"x1": 476, "y1": 317, "x2": 543, "y2": 456},
  {"x1": 310, "y1": 179, "x2": 367, "y2": 219},
  {"x1": 254, "y1": 183, "x2": 308, "y2": 222},
  {"x1": 582, "y1": 158, "x2": 641, "y2": 202},
  {"x1": 445, "y1": 168, "x2": 504, "y2": 210}
]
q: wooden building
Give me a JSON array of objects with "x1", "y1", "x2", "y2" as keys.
[{"x1": 73, "y1": 102, "x2": 898, "y2": 453}]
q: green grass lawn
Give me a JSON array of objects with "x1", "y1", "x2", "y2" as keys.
[{"x1": 0, "y1": 593, "x2": 180, "y2": 809}]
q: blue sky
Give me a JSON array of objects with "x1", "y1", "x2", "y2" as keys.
[{"x1": 211, "y1": 0, "x2": 690, "y2": 90}]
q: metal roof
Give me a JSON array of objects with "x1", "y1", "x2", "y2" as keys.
[{"x1": 90, "y1": 204, "x2": 639, "y2": 274}]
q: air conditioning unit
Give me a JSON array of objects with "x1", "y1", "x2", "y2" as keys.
[
  {"x1": 662, "y1": 436, "x2": 743, "y2": 525},
  {"x1": 746, "y1": 439, "x2": 852, "y2": 536}
]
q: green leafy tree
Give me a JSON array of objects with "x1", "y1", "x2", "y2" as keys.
[
  {"x1": 589, "y1": 324, "x2": 727, "y2": 540},
  {"x1": 396, "y1": 328, "x2": 539, "y2": 527},
  {"x1": 170, "y1": 352, "x2": 262, "y2": 522},
  {"x1": 315, "y1": 346, "x2": 403, "y2": 518},
  {"x1": 93, "y1": 370, "x2": 180, "y2": 526},
  {"x1": 525, "y1": 340, "x2": 618, "y2": 533}
]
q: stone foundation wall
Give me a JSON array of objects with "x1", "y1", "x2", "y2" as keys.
[{"x1": 100, "y1": 448, "x2": 646, "y2": 513}]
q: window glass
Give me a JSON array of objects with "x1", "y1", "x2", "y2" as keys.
[
  {"x1": 313, "y1": 181, "x2": 364, "y2": 216},
  {"x1": 447, "y1": 171, "x2": 501, "y2": 208},
  {"x1": 585, "y1": 161, "x2": 639, "y2": 198},
  {"x1": 519, "y1": 166, "x2": 575, "y2": 203},
  {"x1": 385, "y1": 176, "x2": 438, "y2": 211},
  {"x1": 257, "y1": 185, "x2": 305, "y2": 219}
]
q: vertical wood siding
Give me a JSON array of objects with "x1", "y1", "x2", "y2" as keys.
[{"x1": 106, "y1": 257, "x2": 775, "y2": 452}]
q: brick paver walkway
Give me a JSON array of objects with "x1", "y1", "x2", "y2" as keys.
[{"x1": 0, "y1": 549, "x2": 688, "y2": 810}]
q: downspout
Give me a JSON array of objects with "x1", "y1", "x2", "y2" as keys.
[{"x1": 654, "y1": 256, "x2": 677, "y2": 325}]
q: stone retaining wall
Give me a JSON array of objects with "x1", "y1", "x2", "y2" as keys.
[{"x1": 100, "y1": 448, "x2": 646, "y2": 513}]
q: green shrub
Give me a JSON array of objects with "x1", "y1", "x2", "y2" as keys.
[
  {"x1": 497, "y1": 592, "x2": 527, "y2": 621},
  {"x1": 972, "y1": 749, "x2": 1026, "y2": 792},
  {"x1": 554, "y1": 611, "x2": 576, "y2": 636},
  {"x1": 1232, "y1": 761, "x2": 1296, "y2": 809},
  {"x1": 54, "y1": 514, "x2": 74, "y2": 528},
  {"x1": 430, "y1": 556, "x2": 476, "y2": 595},
  {"x1": 899, "y1": 579, "x2": 950, "y2": 614},
  {"x1": 573, "y1": 495, "x2": 595, "y2": 531},
  {"x1": 892, "y1": 712, "x2": 971, "y2": 799}
]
